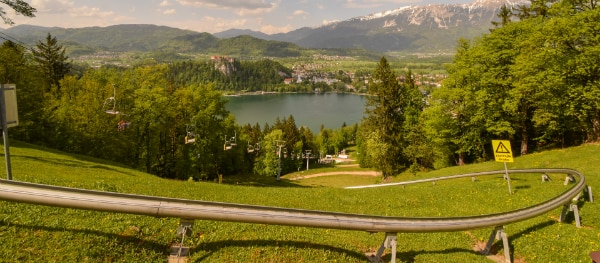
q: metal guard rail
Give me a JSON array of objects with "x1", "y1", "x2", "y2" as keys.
[{"x1": 0, "y1": 169, "x2": 587, "y2": 233}]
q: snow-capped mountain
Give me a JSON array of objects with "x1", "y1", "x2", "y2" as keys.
[{"x1": 217, "y1": 0, "x2": 528, "y2": 52}]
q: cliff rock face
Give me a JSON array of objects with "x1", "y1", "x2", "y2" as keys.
[{"x1": 211, "y1": 56, "x2": 236, "y2": 76}]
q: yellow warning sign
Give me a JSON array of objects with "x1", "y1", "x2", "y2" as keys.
[{"x1": 492, "y1": 140, "x2": 513, "y2": 162}]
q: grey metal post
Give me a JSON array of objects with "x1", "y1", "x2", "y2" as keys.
[
  {"x1": 277, "y1": 147, "x2": 281, "y2": 181},
  {"x1": 484, "y1": 226, "x2": 511, "y2": 263},
  {"x1": 504, "y1": 162, "x2": 511, "y2": 195},
  {"x1": 305, "y1": 150, "x2": 311, "y2": 171},
  {"x1": 0, "y1": 84, "x2": 12, "y2": 180},
  {"x1": 275, "y1": 140, "x2": 285, "y2": 181}
]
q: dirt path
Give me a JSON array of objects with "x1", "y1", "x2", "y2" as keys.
[{"x1": 287, "y1": 171, "x2": 381, "y2": 181}]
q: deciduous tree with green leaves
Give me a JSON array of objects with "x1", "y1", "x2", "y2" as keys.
[{"x1": 254, "y1": 129, "x2": 284, "y2": 177}]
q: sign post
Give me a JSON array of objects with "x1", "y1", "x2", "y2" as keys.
[
  {"x1": 0, "y1": 84, "x2": 18, "y2": 180},
  {"x1": 492, "y1": 140, "x2": 514, "y2": 195}
]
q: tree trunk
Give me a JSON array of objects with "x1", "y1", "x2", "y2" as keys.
[
  {"x1": 521, "y1": 121, "x2": 529, "y2": 155},
  {"x1": 592, "y1": 110, "x2": 600, "y2": 142},
  {"x1": 520, "y1": 104, "x2": 529, "y2": 155},
  {"x1": 457, "y1": 152, "x2": 465, "y2": 166}
]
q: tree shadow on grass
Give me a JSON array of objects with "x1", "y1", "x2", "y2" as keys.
[
  {"x1": 482, "y1": 220, "x2": 556, "y2": 262},
  {"x1": 0, "y1": 221, "x2": 169, "y2": 261},
  {"x1": 10, "y1": 140, "x2": 139, "y2": 174},
  {"x1": 11, "y1": 155, "x2": 140, "y2": 177},
  {"x1": 221, "y1": 175, "x2": 311, "y2": 188},
  {"x1": 385, "y1": 247, "x2": 488, "y2": 263},
  {"x1": 190, "y1": 239, "x2": 367, "y2": 262},
  {"x1": 385, "y1": 220, "x2": 561, "y2": 263}
]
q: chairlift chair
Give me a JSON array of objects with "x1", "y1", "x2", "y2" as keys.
[
  {"x1": 103, "y1": 97, "x2": 120, "y2": 115},
  {"x1": 247, "y1": 142, "x2": 255, "y2": 153},
  {"x1": 103, "y1": 85, "x2": 120, "y2": 115},
  {"x1": 185, "y1": 125, "x2": 196, "y2": 144},
  {"x1": 230, "y1": 132, "x2": 237, "y2": 146},
  {"x1": 224, "y1": 136, "x2": 232, "y2": 150},
  {"x1": 117, "y1": 120, "x2": 131, "y2": 131},
  {"x1": 185, "y1": 134, "x2": 196, "y2": 144}
]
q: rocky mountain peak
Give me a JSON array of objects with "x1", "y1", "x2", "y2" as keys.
[{"x1": 471, "y1": 0, "x2": 528, "y2": 8}]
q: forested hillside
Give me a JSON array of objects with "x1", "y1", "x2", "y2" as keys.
[
  {"x1": 418, "y1": 0, "x2": 600, "y2": 167},
  {"x1": 1, "y1": 24, "x2": 380, "y2": 59}
]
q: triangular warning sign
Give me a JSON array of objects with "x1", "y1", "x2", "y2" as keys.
[{"x1": 495, "y1": 142, "x2": 511, "y2": 154}]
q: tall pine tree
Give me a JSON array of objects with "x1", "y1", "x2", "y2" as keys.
[
  {"x1": 32, "y1": 33, "x2": 71, "y2": 94},
  {"x1": 361, "y1": 57, "x2": 417, "y2": 178}
]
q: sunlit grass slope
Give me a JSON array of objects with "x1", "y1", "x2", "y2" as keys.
[{"x1": 0, "y1": 141, "x2": 598, "y2": 262}]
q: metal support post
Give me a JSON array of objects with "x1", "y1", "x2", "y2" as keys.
[
  {"x1": 504, "y1": 162, "x2": 512, "y2": 195},
  {"x1": 564, "y1": 175, "x2": 575, "y2": 185},
  {"x1": 484, "y1": 226, "x2": 511, "y2": 263},
  {"x1": 304, "y1": 150, "x2": 311, "y2": 171},
  {"x1": 275, "y1": 140, "x2": 285, "y2": 181},
  {"x1": 541, "y1": 173, "x2": 550, "y2": 182},
  {"x1": 375, "y1": 232, "x2": 397, "y2": 263},
  {"x1": 586, "y1": 186, "x2": 594, "y2": 203},
  {"x1": 170, "y1": 219, "x2": 194, "y2": 261},
  {"x1": 559, "y1": 203, "x2": 582, "y2": 227}
]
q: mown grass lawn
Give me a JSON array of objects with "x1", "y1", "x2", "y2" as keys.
[{"x1": 0, "y1": 141, "x2": 598, "y2": 262}]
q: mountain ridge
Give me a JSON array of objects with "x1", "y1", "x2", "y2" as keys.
[
  {"x1": 215, "y1": 0, "x2": 528, "y2": 52},
  {"x1": 1, "y1": 0, "x2": 528, "y2": 54}
]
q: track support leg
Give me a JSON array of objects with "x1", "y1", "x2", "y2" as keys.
[
  {"x1": 170, "y1": 219, "x2": 194, "y2": 262},
  {"x1": 375, "y1": 232, "x2": 397, "y2": 263},
  {"x1": 560, "y1": 203, "x2": 582, "y2": 227},
  {"x1": 484, "y1": 226, "x2": 511, "y2": 263},
  {"x1": 585, "y1": 185, "x2": 594, "y2": 203}
]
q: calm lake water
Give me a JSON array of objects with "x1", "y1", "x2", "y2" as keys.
[{"x1": 225, "y1": 93, "x2": 366, "y2": 132}]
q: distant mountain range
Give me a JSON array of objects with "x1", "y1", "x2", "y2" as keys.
[
  {"x1": 215, "y1": 0, "x2": 527, "y2": 52},
  {"x1": 0, "y1": 0, "x2": 527, "y2": 55}
]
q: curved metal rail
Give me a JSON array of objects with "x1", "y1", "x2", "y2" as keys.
[
  {"x1": 346, "y1": 169, "x2": 580, "y2": 189},
  {"x1": 0, "y1": 169, "x2": 587, "y2": 233}
]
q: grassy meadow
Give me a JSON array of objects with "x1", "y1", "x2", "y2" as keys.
[{"x1": 0, "y1": 141, "x2": 598, "y2": 262}]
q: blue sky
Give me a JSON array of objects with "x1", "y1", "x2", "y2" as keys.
[{"x1": 2, "y1": 0, "x2": 474, "y2": 34}]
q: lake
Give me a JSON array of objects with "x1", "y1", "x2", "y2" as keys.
[{"x1": 225, "y1": 93, "x2": 366, "y2": 132}]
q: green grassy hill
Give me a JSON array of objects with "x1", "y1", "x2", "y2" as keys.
[{"x1": 0, "y1": 141, "x2": 598, "y2": 262}]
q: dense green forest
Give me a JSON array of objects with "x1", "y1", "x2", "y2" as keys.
[{"x1": 1, "y1": 0, "x2": 599, "y2": 181}]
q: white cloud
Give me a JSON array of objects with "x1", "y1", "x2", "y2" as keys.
[
  {"x1": 322, "y1": 19, "x2": 340, "y2": 26},
  {"x1": 31, "y1": 0, "x2": 74, "y2": 14},
  {"x1": 160, "y1": 0, "x2": 173, "y2": 7},
  {"x1": 176, "y1": 0, "x2": 274, "y2": 9},
  {"x1": 171, "y1": 16, "x2": 248, "y2": 33},
  {"x1": 31, "y1": 0, "x2": 115, "y2": 19},
  {"x1": 293, "y1": 10, "x2": 308, "y2": 16},
  {"x1": 163, "y1": 9, "x2": 177, "y2": 15},
  {"x1": 176, "y1": 0, "x2": 278, "y2": 16},
  {"x1": 260, "y1": 24, "x2": 293, "y2": 34},
  {"x1": 70, "y1": 6, "x2": 115, "y2": 18},
  {"x1": 343, "y1": 0, "x2": 418, "y2": 9}
]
